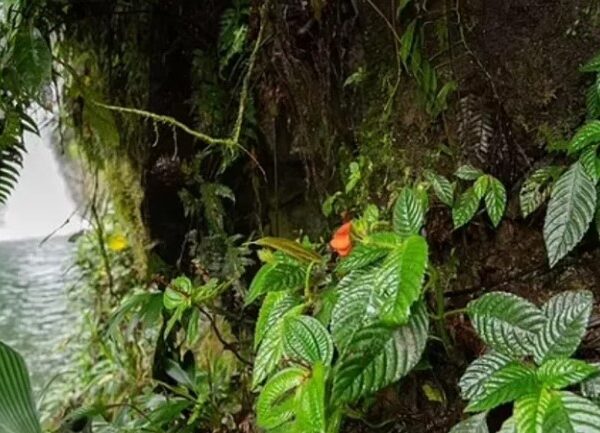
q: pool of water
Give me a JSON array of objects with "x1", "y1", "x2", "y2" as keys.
[{"x1": 0, "y1": 235, "x2": 78, "y2": 391}]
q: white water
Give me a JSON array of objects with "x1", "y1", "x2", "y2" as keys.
[{"x1": 0, "y1": 126, "x2": 85, "y2": 241}]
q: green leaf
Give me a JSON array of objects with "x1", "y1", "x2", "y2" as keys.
[
  {"x1": 514, "y1": 387, "x2": 554, "y2": 433},
  {"x1": 466, "y1": 362, "x2": 538, "y2": 412},
  {"x1": 378, "y1": 235, "x2": 428, "y2": 325},
  {"x1": 520, "y1": 166, "x2": 562, "y2": 218},
  {"x1": 330, "y1": 270, "x2": 382, "y2": 351},
  {"x1": 12, "y1": 27, "x2": 52, "y2": 95},
  {"x1": 296, "y1": 362, "x2": 326, "y2": 433},
  {"x1": 335, "y1": 243, "x2": 388, "y2": 275},
  {"x1": 246, "y1": 260, "x2": 307, "y2": 305},
  {"x1": 474, "y1": 175, "x2": 490, "y2": 199},
  {"x1": 580, "y1": 363, "x2": 600, "y2": 402},
  {"x1": 582, "y1": 53, "x2": 600, "y2": 73},
  {"x1": 283, "y1": 316, "x2": 333, "y2": 366},
  {"x1": 426, "y1": 171, "x2": 455, "y2": 206},
  {"x1": 569, "y1": 121, "x2": 600, "y2": 154},
  {"x1": 0, "y1": 342, "x2": 42, "y2": 433},
  {"x1": 579, "y1": 145, "x2": 600, "y2": 181},
  {"x1": 400, "y1": 20, "x2": 417, "y2": 65},
  {"x1": 459, "y1": 351, "x2": 513, "y2": 400},
  {"x1": 393, "y1": 187, "x2": 425, "y2": 238},
  {"x1": 537, "y1": 359, "x2": 598, "y2": 390},
  {"x1": 586, "y1": 81, "x2": 600, "y2": 119},
  {"x1": 255, "y1": 292, "x2": 302, "y2": 350},
  {"x1": 253, "y1": 306, "x2": 303, "y2": 388},
  {"x1": 484, "y1": 177, "x2": 507, "y2": 227},
  {"x1": 449, "y1": 413, "x2": 489, "y2": 433},
  {"x1": 498, "y1": 418, "x2": 517, "y2": 433},
  {"x1": 453, "y1": 187, "x2": 481, "y2": 228},
  {"x1": 332, "y1": 301, "x2": 429, "y2": 403},
  {"x1": 533, "y1": 290, "x2": 593, "y2": 364},
  {"x1": 163, "y1": 276, "x2": 192, "y2": 310},
  {"x1": 543, "y1": 162, "x2": 596, "y2": 267},
  {"x1": 516, "y1": 389, "x2": 600, "y2": 433},
  {"x1": 256, "y1": 367, "x2": 307, "y2": 430},
  {"x1": 468, "y1": 292, "x2": 546, "y2": 357},
  {"x1": 455, "y1": 165, "x2": 485, "y2": 180}
]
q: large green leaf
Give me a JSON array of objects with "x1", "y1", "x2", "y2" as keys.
[
  {"x1": 533, "y1": 290, "x2": 593, "y2": 364},
  {"x1": 466, "y1": 362, "x2": 538, "y2": 412},
  {"x1": 582, "y1": 53, "x2": 600, "y2": 73},
  {"x1": 330, "y1": 270, "x2": 382, "y2": 352},
  {"x1": 569, "y1": 121, "x2": 600, "y2": 154},
  {"x1": 0, "y1": 342, "x2": 42, "y2": 433},
  {"x1": 283, "y1": 315, "x2": 333, "y2": 366},
  {"x1": 544, "y1": 162, "x2": 597, "y2": 267},
  {"x1": 468, "y1": 292, "x2": 546, "y2": 357},
  {"x1": 332, "y1": 302, "x2": 429, "y2": 403},
  {"x1": 537, "y1": 359, "x2": 598, "y2": 390},
  {"x1": 295, "y1": 362, "x2": 326, "y2": 433},
  {"x1": 449, "y1": 413, "x2": 489, "y2": 433},
  {"x1": 253, "y1": 305, "x2": 303, "y2": 388},
  {"x1": 581, "y1": 363, "x2": 600, "y2": 403},
  {"x1": 256, "y1": 367, "x2": 307, "y2": 430},
  {"x1": 378, "y1": 235, "x2": 428, "y2": 325},
  {"x1": 393, "y1": 187, "x2": 425, "y2": 238},
  {"x1": 255, "y1": 291, "x2": 302, "y2": 350},
  {"x1": 498, "y1": 418, "x2": 517, "y2": 433},
  {"x1": 484, "y1": 176, "x2": 507, "y2": 227},
  {"x1": 335, "y1": 242, "x2": 389, "y2": 275},
  {"x1": 453, "y1": 187, "x2": 481, "y2": 228},
  {"x1": 459, "y1": 351, "x2": 513, "y2": 400}
]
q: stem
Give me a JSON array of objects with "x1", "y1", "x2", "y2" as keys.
[
  {"x1": 429, "y1": 267, "x2": 452, "y2": 353},
  {"x1": 304, "y1": 261, "x2": 316, "y2": 302}
]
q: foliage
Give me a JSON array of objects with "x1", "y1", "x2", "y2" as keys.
[
  {"x1": 0, "y1": 341, "x2": 42, "y2": 433},
  {"x1": 428, "y1": 165, "x2": 506, "y2": 229},
  {"x1": 452, "y1": 290, "x2": 600, "y2": 433},
  {"x1": 249, "y1": 188, "x2": 430, "y2": 432}
]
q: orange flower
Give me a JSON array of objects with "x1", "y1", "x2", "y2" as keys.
[{"x1": 330, "y1": 221, "x2": 352, "y2": 257}]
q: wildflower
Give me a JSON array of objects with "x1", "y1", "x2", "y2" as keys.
[{"x1": 330, "y1": 221, "x2": 352, "y2": 257}]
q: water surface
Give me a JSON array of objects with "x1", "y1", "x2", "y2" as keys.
[{"x1": 0, "y1": 236, "x2": 78, "y2": 390}]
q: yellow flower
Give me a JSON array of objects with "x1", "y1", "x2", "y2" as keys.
[{"x1": 107, "y1": 233, "x2": 128, "y2": 252}]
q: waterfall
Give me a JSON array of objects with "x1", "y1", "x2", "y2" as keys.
[{"x1": 0, "y1": 122, "x2": 86, "y2": 241}]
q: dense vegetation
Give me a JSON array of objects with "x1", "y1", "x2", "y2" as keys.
[{"x1": 3, "y1": 0, "x2": 600, "y2": 432}]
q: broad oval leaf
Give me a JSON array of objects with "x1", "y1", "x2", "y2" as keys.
[
  {"x1": 449, "y1": 413, "x2": 489, "y2": 433},
  {"x1": 0, "y1": 342, "x2": 42, "y2": 433},
  {"x1": 515, "y1": 387, "x2": 554, "y2": 433},
  {"x1": 453, "y1": 187, "x2": 481, "y2": 228},
  {"x1": 466, "y1": 362, "x2": 538, "y2": 412},
  {"x1": 393, "y1": 187, "x2": 425, "y2": 238},
  {"x1": 569, "y1": 121, "x2": 600, "y2": 153},
  {"x1": 332, "y1": 301, "x2": 429, "y2": 403},
  {"x1": 520, "y1": 166, "x2": 562, "y2": 218},
  {"x1": 581, "y1": 363, "x2": 600, "y2": 402},
  {"x1": 256, "y1": 366, "x2": 307, "y2": 430},
  {"x1": 484, "y1": 177, "x2": 507, "y2": 227},
  {"x1": 533, "y1": 290, "x2": 593, "y2": 364},
  {"x1": 330, "y1": 270, "x2": 382, "y2": 352},
  {"x1": 335, "y1": 243, "x2": 389, "y2": 275},
  {"x1": 544, "y1": 162, "x2": 597, "y2": 267},
  {"x1": 498, "y1": 418, "x2": 517, "y2": 433},
  {"x1": 537, "y1": 359, "x2": 598, "y2": 390},
  {"x1": 468, "y1": 292, "x2": 546, "y2": 357},
  {"x1": 378, "y1": 235, "x2": 428, "y2": 325},
  {"x1": 459, "y1": 351, "x2": 513, "y2": 401},
  {"x1": 283, "y1": 316, "x2": 333, "y2": 366}
]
